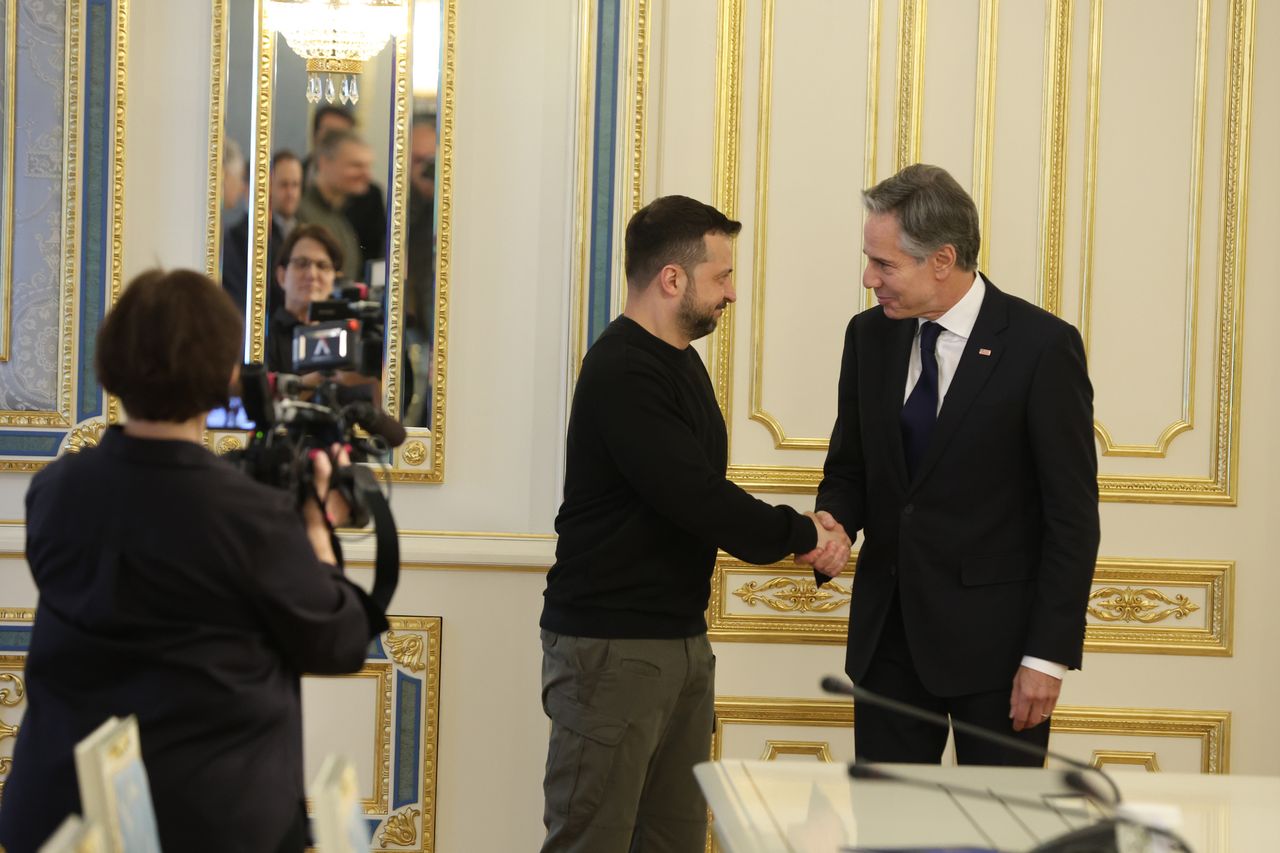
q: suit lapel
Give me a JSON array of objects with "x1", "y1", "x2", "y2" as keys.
[
  {"x1": 879, "y1": 316, "x2": 916, "y2": 491},
  {"x1": 907, "y1": 281, "x2": 1010, "y2": 492}
]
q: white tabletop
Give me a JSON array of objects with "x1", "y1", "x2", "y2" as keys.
[{"x1": 695, "y1": 760, "x2": 1280, "y2": 852}]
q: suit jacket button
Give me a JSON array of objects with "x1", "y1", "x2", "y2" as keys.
[{"x1": 903, "y1": 503, "x2": 914, "y2": 515}]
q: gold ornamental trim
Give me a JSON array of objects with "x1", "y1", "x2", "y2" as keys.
[
  {"x1": 384, "y1": 628, "x2": 425, "y2": 672},
  {"x1": 732, "y1": 575, "x2": 852, "y2": 614},
  {"x1": 379, "y1": 806, "x2": 420, "y2": 846},
  {"x1": 306, "y1": 56, "x2": 365, "y2": 75},
  {"x1": 64, "y1": 420, "x2": 108, "y2": 454},
  {"x1": 0, "y1": 671, "x2": 23, "y2": 706},
  {"x1": 205, "y1": 0, "x2": 227, "y2": 278},
  {"x1": 1089, "y1": 587, "x2": 1198, "y2": 624}
]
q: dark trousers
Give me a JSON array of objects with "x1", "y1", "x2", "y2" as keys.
[
  {"x1": 540, "y1": 631, "x2": 715, "y2": 853},
  {"x1": 854, "y1": 591, "x2": 1051, "y2": 766}
]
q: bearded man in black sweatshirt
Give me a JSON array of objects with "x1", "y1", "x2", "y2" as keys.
[{"x1": 539, "y1": 195, "x2": 851, "y2": 852}]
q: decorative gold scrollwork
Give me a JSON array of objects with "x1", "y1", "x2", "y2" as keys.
[
  {"x1": 0, "y1": 719, "x2": 17, "y2": 743},
  {"x1": 384, "y1": 630, "x2": 426, "y2": 673},
  {"x1": 64, "y1": 420, "x2": 108, "y2": 454},
  {"x1": 0, "y1": 672, "x2": 24, "y2": 706},
  {"x1": 378, "y1": 806, "x2": 420, "y2": 846},
  {"x1": 733, "y1": 577, "x2": 852, "y2": 613},
  {"x1": 1088, "y1": 587, "x2": 1200, "y2": 623}
]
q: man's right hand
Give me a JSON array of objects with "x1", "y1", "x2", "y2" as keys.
[{"x1": 796, "y1": 511, "x2": 852, "y2": 577}]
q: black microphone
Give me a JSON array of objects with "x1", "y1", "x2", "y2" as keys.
[
  {"x1": 819, "y1": 675, "x2": 1123, "y2": 808},
  {"x1": 345, "y1": 402, "x2": 408, "y2": 448}
]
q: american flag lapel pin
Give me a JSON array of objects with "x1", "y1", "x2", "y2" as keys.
[{"x1": 978, "y1": 347, "x2": 992, "y2": 357}]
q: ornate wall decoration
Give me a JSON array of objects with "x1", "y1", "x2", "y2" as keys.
[
  {"x1": 0, "y1": 0, "x2": 128, "y2": 472},
  {"x1": 760, "y1": 739, "x2": 833, "y2": 762},
  {"x1": 1091, "y1": 750, "x2": 1160, "y2": 772},
  {"x1": 378, "y1": 806, "x2": 420, "y2": 846},
  {"x1": 709, "y1": 554, "x2": 1231, "y2": 658},
  {"x1": 1089, "y1": 587, "x2": 1198, "y2": 624},
  {"x1": 0, "y1": 609, "x2": 440, "y2": 852},
  {"x1": 707, "y1": 558, "x2": 854, "y2": 645},
  {"x1": 63, "y1": 418, "x2": 106, "y2": 453},
  {"x1": 733, "y1": 576, "x2": 851, "y2": 614}
]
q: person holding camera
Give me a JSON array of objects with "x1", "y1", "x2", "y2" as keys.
[
  {"x1": 267, "y1": 223, "x2": 381, "y2": 405},
  {"x1": 0, "y1": 270, "x2": 388, "y2": 853}
]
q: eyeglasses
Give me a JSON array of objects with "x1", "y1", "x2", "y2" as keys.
[{"x1": 287, "y1": 256, "x2": 335, "y2": 273}]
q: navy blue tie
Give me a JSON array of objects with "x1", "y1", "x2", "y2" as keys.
[{"x1": 900, "y1": 321, "x2": 943, "y2": 480}]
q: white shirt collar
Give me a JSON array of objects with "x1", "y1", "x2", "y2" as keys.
[{"x1": 918, "y1": 272, "x2": 986, "y2": 340}]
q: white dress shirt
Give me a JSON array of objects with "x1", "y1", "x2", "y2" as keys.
[{"x1": 902, "y1": 274, "x2": 1066, "y2": 681}]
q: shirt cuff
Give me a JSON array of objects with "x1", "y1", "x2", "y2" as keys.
[{"x1": 1020, "y1": 655, "x2": 1067, "y2": 680}]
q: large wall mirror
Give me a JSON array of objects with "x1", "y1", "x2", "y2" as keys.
[{"x1": 208, "y1": 0, "x2": 451, "y2": 482}]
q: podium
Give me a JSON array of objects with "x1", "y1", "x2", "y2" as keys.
[{"x1": 695, "y1": 760, "x2": 1280, "y2": 852}]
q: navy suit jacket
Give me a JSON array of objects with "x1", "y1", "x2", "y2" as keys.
[{"x1": 816, "y1": 280, "x2": 1100, "y2": 696}]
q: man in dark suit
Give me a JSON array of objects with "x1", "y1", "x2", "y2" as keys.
[{"x1": 806, "y1": 163, "x2": 1100, "y2": 765}]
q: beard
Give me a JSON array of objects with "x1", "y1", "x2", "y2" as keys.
[{"x1": 677, "y1": 279, "x2": 724, "y2": 341}]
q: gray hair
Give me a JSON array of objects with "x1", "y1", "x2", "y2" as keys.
[
  {"x1": 222, "y1": 136, "x2": 246, "y2": 178},
  {"x1": 315, "y1": 128, "x2": 367, "y2": 160},
  {"x1": 862, "y1": 163, "x2": 980, "y2": 271}
]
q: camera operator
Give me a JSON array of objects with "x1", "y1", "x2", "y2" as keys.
[
  {"x1": 267, "y1": 223, "x2": 380, "y2": 403},
  {"x1": 0, "y1": 270, "x2": 388, "y2": 853}
]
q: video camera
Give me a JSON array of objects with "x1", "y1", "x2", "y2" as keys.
[
  {"x1": 220, "y1": 359, "x2": 404, "y2": 609},
  {"x1": 303, "y1": 284, "x2": 384, "y2": 380}
]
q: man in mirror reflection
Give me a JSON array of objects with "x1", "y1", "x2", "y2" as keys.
[
  {"x1": 301, "y1": 105, "x2": 387, "y2": 282},
  {"x1": 221, "y1": 149, "x2": 303, "y2": 317},
  {"x1": 404, "y1": 112, "x2": 437, "y2": 427},
  {"x1": 297, "y1": 128, "x2": 375, "y2": 284}
]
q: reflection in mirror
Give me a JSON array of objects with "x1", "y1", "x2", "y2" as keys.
[
  {"x1": 213, "y1": 0, "x2": 447, "y2": 476},
  {"x1": 218, "y1": 0, "x2": 257, "y2": 318},
  {"x1": 404, "y1": 0, "x2": 441, "y2": 428}
]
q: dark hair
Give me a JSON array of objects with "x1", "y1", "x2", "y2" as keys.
[
  {"x1": 314, "y1": 128, "x2": 365, "y2": 161},
  {"x1": 624, "y1": 195, "x2": 742, "y2": 287},
  {"x1": 95, "y1": 269, "x2": 243, "y2": 422},
  {"x1": 270, "y1": 149, "x2": 301, "y2": 172},
  {"x1": 276, "y1": 223, "x2": 345, "y2": 273},
  {"x1": 863, "y1": 164, "x2": 981, "y2": 271},
  {"x1": 312, "y1": 105, "x2": 354, "y2": 139},
  {"x1": 412, "y1": 111, "x2": 438, "y2": 130}
]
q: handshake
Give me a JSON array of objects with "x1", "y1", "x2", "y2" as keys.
[{"x1": 795, "y1": 511, "x2": 852, "y2": 578}]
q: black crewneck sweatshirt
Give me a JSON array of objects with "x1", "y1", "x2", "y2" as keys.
[{"x1": 541, "y1": 316, "x2": 818, "y2": 638}]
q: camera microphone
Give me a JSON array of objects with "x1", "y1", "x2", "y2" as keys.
[{"x1": 345, "y1": 402, "x2": 408, "y2": 449}]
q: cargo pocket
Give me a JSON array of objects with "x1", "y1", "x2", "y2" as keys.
[{"x1": 543, "y1": 686, "x2": 629, "y2": 820}]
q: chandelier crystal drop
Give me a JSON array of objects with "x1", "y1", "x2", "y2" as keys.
[{"x1": 265, "y1": 0, "x2": 407, "y2": 105}]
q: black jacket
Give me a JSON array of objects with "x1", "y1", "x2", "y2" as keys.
[
  {"x1": 816, "y1": 281, "x2": 1100, "y2": 695},
  {"x1": 0, "y1": 427, "x2": 385, "y2": 852}
]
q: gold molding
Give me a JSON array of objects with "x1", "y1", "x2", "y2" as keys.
[
  {"x1": 0, "y1": 0, "x2": 16, "y2": 363},
  {"x1": 315, "y1": 661, "x2": 394, "y2": 815},
  {"x1": 608, "y1": 0, "x2": 649, "y2": 316},
  {"x1": 246, "y1": 1, "x2": 273, "y2": 366},
  {"x1": 1096, "y1": 0, "x2": 1253, "y2": 503},
  {"x1": 893, "y1": 0, "x2": 926, "y2": 170},
  {"x1": 63, "y1": 418, "x2": 108, "y2": 454},
  {"x1": 383, "y1": 26, "x2": 411, "y2": 423},
  {"x1": 1091, "y1": 749, "x2": 1159, "y2": 772},
  {"x1": 746, "y1": 0, "x2": 884, "y2": 450},
  {"x1": 205, "y1": 0, "x2": 227, "y2": 279},
  {"x1": 1082, "y1": 0, "x2": 1209, "y2": 459},
  {"x1": 709, "y1": 555, "x2": 1232, "y2": 657},
  {"x1": 1086, "y1": 559, "x2": 1232, "y2": 656},
  {"x1": 1053, "y1": 706, "x2": 1230, "y2": 774},
  {"x1": 712, "y1": 697, "x2": 1229, "y2": 773},
  {"x1": 708, "y1": 0, "x2": 743, "y2": 433},
  {"x1": 760, "y1": 740, "x2": 833, "y2": 762},
  {"x1": 971, "y1": 0, "x2": 998, "y2": 274},
  {"x1": 0, "y1": 0, "x2": 83, "y2": 431},
  {"x1": 385, "y1": 0, "x2": 453, "y2": 483},
  {"x1": 568, "y1": 0, "x2": 596, "y2": 382},
  {"x1": 708, "y1": 559, "x2": 854, "y2": 646},
  {"x1": 1037, "y1": 0, "x2": 1071, "y2": 316}
]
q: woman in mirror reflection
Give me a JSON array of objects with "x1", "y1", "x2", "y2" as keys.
[
  {"x1": 0, "y1": 269, "x2": 387, "y2": 853},
  {"x1": 268, "y1": 223, "x2": 380, "y2": 404}
]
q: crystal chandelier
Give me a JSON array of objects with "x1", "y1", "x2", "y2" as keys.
[{"x1": 264, "y1": 0, "x2": 408, "y2": 105}]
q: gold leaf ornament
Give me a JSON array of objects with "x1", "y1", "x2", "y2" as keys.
[
  {"x1": 378, "y1": 806, "x2": 420, "y2": 846},
  {"x1": 733, "y1": 577, "x2": 852, "y2": 613},
  {"x1": 1088, "y1": 587, "x2": 1200, "y2": 623},
  {"x1": 384, "y1": 630, "x2": 426, "y2": 672}
]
